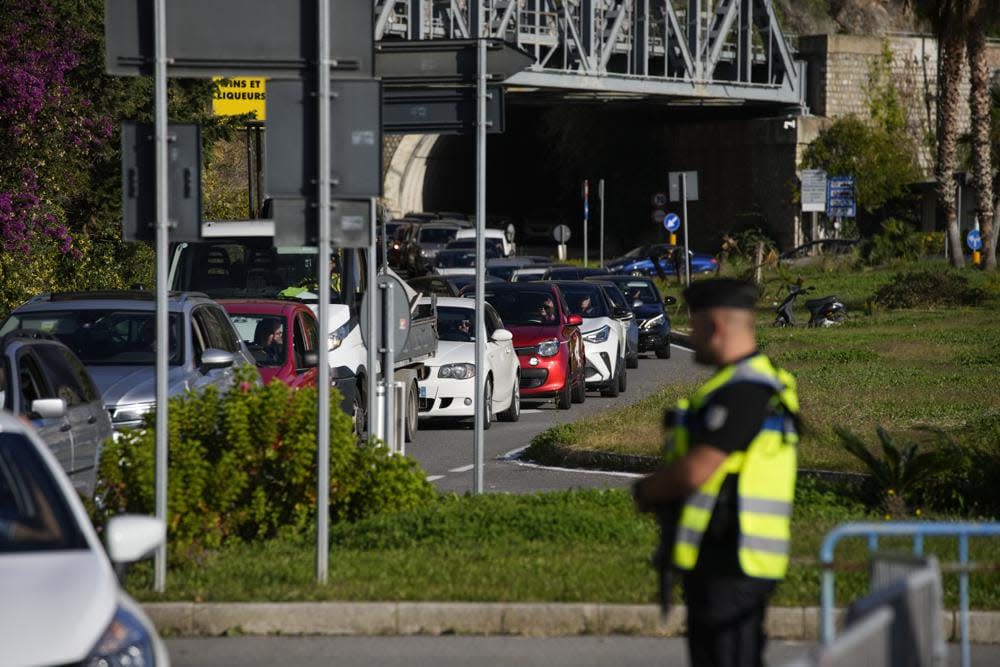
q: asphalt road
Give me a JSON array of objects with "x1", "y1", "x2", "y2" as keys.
[
  {"x1": 406, "y1": 342, "x2": 709, "y2": 495},
  {"x1": 165, "y1": 636, "x2": 1000, "y2": 667}
]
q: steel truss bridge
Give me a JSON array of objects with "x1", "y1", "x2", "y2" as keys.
[{"x1": 373, "y1": 0, "x2": 806, "y2": 108}]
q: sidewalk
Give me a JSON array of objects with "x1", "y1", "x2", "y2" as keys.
[{"x1": 144, "y1": 601, "x2": 1000, "y2": 642}]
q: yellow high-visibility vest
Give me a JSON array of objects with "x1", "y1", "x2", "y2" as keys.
[{"x1": 665, "y1": 353, "x2": 799, "y2": 580}]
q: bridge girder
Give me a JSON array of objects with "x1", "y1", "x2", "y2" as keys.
[{"x1": 373, "y1": 0, "x2": 805, "y2": 107}]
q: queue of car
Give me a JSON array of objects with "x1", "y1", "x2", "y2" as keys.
[{"x1": 386, "y1": 213, "x2": 680, "y2": 428}]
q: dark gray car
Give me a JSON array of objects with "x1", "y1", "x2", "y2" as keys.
[
  {"x1": 0, "y1": 291, "x2": 259, "y2": 432},
  {"x1": 0, "y1": 330, "x2": 113, "y2": 497}
]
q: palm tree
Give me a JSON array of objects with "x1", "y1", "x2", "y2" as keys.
[
  {"x1": 966, "y1": 5, "x2": 999, "y2": 270},
  {"x1": 904, "y1": 1, "x2": 970, "y2": 267}
]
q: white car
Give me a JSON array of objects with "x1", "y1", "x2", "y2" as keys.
[
  {"x1": 0, "y1": 411, "x2": 169, "y2": 667},
  {"x1": 416, "y1": 297, "x2": 520, "y2": 427},
  {"x1": 551, "y1": 281, "x2": 627, "y2": 397},
  {"x1": 454, "y1": 227, "x2": 514, "y2": 257}
]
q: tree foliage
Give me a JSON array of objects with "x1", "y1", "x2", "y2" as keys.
[{"x1": 0, "y1": 0, "x2": 244, "y2": 314}]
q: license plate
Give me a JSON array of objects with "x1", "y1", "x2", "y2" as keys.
[{"x1": 419, "y1": 385, "x2": 427, "y2": 398}]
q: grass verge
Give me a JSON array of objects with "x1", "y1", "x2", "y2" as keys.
[
  {"x1": 529, "y1": 260, "x2": 1000, "y2": 472},
  {"x1": 126, "y1": 483, "x2": 1000, "y2": 609}
]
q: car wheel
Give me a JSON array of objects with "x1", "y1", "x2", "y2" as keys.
[
  {"x1": 656, "y1": 343, "x2": 672, "y2": 359},
  {"x1": 626, "y1": 353, "x2": 639, "y2": 369},
  {"x1": 497, "y1": 376, "x2": 520, "y2": 422},
  {"x1": 483, "y1": 377, "x2": 494, "y2": 429},
  {"x1": 556, "y1": 377, "x2": 572, "y2": 410},
  {"x1": 618, "y1": 362, "x2": 627, "y2": 393},
  {"x1": 352, "y1": 382, "x2": 367, "y2": 439},
  {"x1": 601, "y1": 362, "x2": 620, "y2": 397},
  {"x1": 404, "y1": 381, "x2": 419, "y2": 442},
  {"x1": 571, "y1": 370, "x2": 586, "y2": 404}
]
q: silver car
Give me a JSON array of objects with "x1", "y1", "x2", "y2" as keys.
[
  {"x1": 0, "y1": 330, "x2": 113, "y2": 497},
  {"x1": 0, "y1": 290, "x2": 259, "y2": 431}
]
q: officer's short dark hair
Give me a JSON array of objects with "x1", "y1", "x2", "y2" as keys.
[{"x1": 683, "y1": 278, "x2": 758, "y2": 312}]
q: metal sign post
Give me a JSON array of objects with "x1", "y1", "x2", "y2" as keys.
[
  {"x1": 681, "y1": 173, "x2": 691, "y2": 287},
  {"x1": 473, "y1": 34, "x2": 487, "y2": 495},
  {"x1": 367, "y1": 199, "x2": 378, "y2": 444},
  {"x1": 582, "y1": 179, "x2": 590, "y2": 267},
  {"x1": 152, "y1": 0, "x2": 170, "y2": 594},
  {"x1": 599, "y1": 179, "x2": 605, "y2": 268},
  {"x1": 381, "y1": 281, "x2": 395, "y2": 448},
  {"x1": 315, "y1": 0, "x2": 332, "y2": 586}
]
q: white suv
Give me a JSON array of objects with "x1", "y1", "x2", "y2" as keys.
[{"x1": 551, "y1": 281, "x2": 628, "y2": 397}]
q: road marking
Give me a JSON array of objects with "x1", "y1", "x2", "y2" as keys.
[
  {"x1": 426, "y1": 475, "x2": 445, "y2": 482},
  {"x1": 449, "y1": 464, "x2": 474, "y2": 473},
  {"x1": 520, "y1": 409, "x2": 543, "y2": 414},
  {"x1": 498, "y1": 444, "x2": 643, "y2": 478},
  {"x1": 509, "y1": 457, "x2": 644, "y2": 479}
]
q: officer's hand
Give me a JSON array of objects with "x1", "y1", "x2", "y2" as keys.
[{"x1": 632, "y1": 479, "x2": 653, "y2": 514}]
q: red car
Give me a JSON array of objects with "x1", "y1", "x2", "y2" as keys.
[
  {"x1": 219, "y1": 299, "x2": 321, "y2": 390},
  {"x1": 481, "y1": 283, "x2": 586, "y2": 409}
]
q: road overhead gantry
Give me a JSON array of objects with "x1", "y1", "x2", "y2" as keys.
[{"x1": 374, "y1": 0, "x2": 806, "y2": 109}]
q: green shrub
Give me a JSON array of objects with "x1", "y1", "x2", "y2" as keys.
[
  {"x1": 911, "y1": 415, "x2": 1000, "y2": 517},
  {"x1": 94, "y1": 368, "x2": 435, "y2": 562},
  {"x1": 872, "y1": 270, "x2": 986, "y2": 309},
  {"x1": 835, "y1": 425, "x2": 942, "y2": 517},
  {"x1": 867, "y1": 218, "x2": 922, "y2": 265}
]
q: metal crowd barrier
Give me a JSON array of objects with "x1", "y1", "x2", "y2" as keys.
[
  {"x1": 820, "y1": 521, "x2": 1000, "y2": 667},
  {"x1": 783, "y1": 606, "x2": 896, "y2": 667}
]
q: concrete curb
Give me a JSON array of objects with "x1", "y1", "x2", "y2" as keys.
[{"x1": 143, "y1": 602, "x2": 1000, "y2": 643}]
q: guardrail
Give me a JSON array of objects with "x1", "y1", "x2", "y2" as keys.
[{"x1": 820, "y1": 521, "x2": 1000, "y2": 667}]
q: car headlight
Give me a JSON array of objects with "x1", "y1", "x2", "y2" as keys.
[
  {"x1": 582, "y1": 325, "x2": 610, "y2": 343},
  {"x1": 85, "y1": 606, "x2": 157, "y2": 667},
  {"x1": 438, "y1": 363, "x2": 475, "y2": 379},
  {"x1": 111, "y1": 402, "x2": 155, "y2": 426},
  {"x1": 536, "y1": 338, "x2": 560, "y2": 357},
  {"x1": 328, "y1": 322, "x2": 351, "y2": 351},
  {"x1": 641, "y1": 314, "x2": 665, "y2": 330}
]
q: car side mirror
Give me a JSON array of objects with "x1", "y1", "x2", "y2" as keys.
[
  {"x1": 663, "y1": 296, "x2": 677, "y2": 306},
  {"x1": 632, "y1": 300, "x2": 644, "y2": 309},
  {"x1": 30, "y1": 398, "x2": 66, "y2": 419},
  {"x1": 200, "y1": 348, "x2": 235, "y2": 373},
  {"x1": 613, "y1": 307, "x2": 633, "y2": 320},
  {"x1": 106, "y1": 515, "x2": 165, "y2": 565},
  {"x1": 566, "y1": 314, "x2": 583, "y2": 326},
  {"x1": 302, "y1": 351, "x2": 319, "y2": 368},
  {"x1": 491, "y1": 329, "x2": 513, "y2": 342}
]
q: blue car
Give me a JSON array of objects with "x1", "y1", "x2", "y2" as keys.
[
  {"x1": 590, "y1": 276, "x2": 676, "y2": 359},
  {"x1": 606, "y1": 243, "x2": 718, "y2": 277}
]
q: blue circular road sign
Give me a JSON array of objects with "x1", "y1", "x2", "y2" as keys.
[
  {"x1": 664, "y1": 213, "x2": 680, "y2": 232},
  {"x1": 967, "y1": 229, "x2": 982, "y2": 251}
]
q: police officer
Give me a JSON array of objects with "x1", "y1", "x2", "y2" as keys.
[{"x1": 633, "y1": 278, "x2": 800, "y2": 667}]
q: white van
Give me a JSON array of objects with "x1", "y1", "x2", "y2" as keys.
[{"x1": 453, "y1": 228, "x2": 514, "y2": 257}]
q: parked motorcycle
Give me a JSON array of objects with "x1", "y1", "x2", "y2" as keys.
[{"x1": 773, "y1": 284, "x2": 846, "y2": 327}]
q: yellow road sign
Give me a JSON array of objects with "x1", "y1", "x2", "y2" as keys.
[{"x1": 213, "y1": 77, "x2": 266, "y2": 120}]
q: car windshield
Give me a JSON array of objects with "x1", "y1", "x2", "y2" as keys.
[
  {"x1": 0, "y1": 310, "x2": 183, "y2": 366},
  {"x1": 621, "y1": 280, "x2": 658, "y2": 304},
  {"x1": 435, "y1": 250, "x2": 498, "y2": 268},
  {"x1": 559, "y1": 285, "x2": 608, "y2": 318},
  {"x1": 0, "y1": 432, "x2": 88, "y2": 554},
  {"x1": 419, "y1": 228, "x2": 458, "y2": 244},
  {"x1": 448, "y1": 238, "x2": 504, "y2": 255},
  {"x1": 484, "y1": 290, "x2": 559, "y2": 326},
  {"x1": 437, "y1": 307, "x2": 477, "y2": 343},
  {"x1": 228, "y1": 313, "x2": 287, "y2": 367},
  {"x1": 511, "y1": 269, "x2": 546, "y2": 282},
  {"x1": 171, "y1": 242, "x2": 345, "y2": 301}
]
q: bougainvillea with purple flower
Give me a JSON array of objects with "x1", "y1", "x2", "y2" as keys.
[{"x1": 0, "y1": 1, "x2": 111, "y2": 263}]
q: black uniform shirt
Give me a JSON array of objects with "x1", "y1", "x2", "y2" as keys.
[{"x1": 686, "y1": 367, "x2": 775, "y2": 577}]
